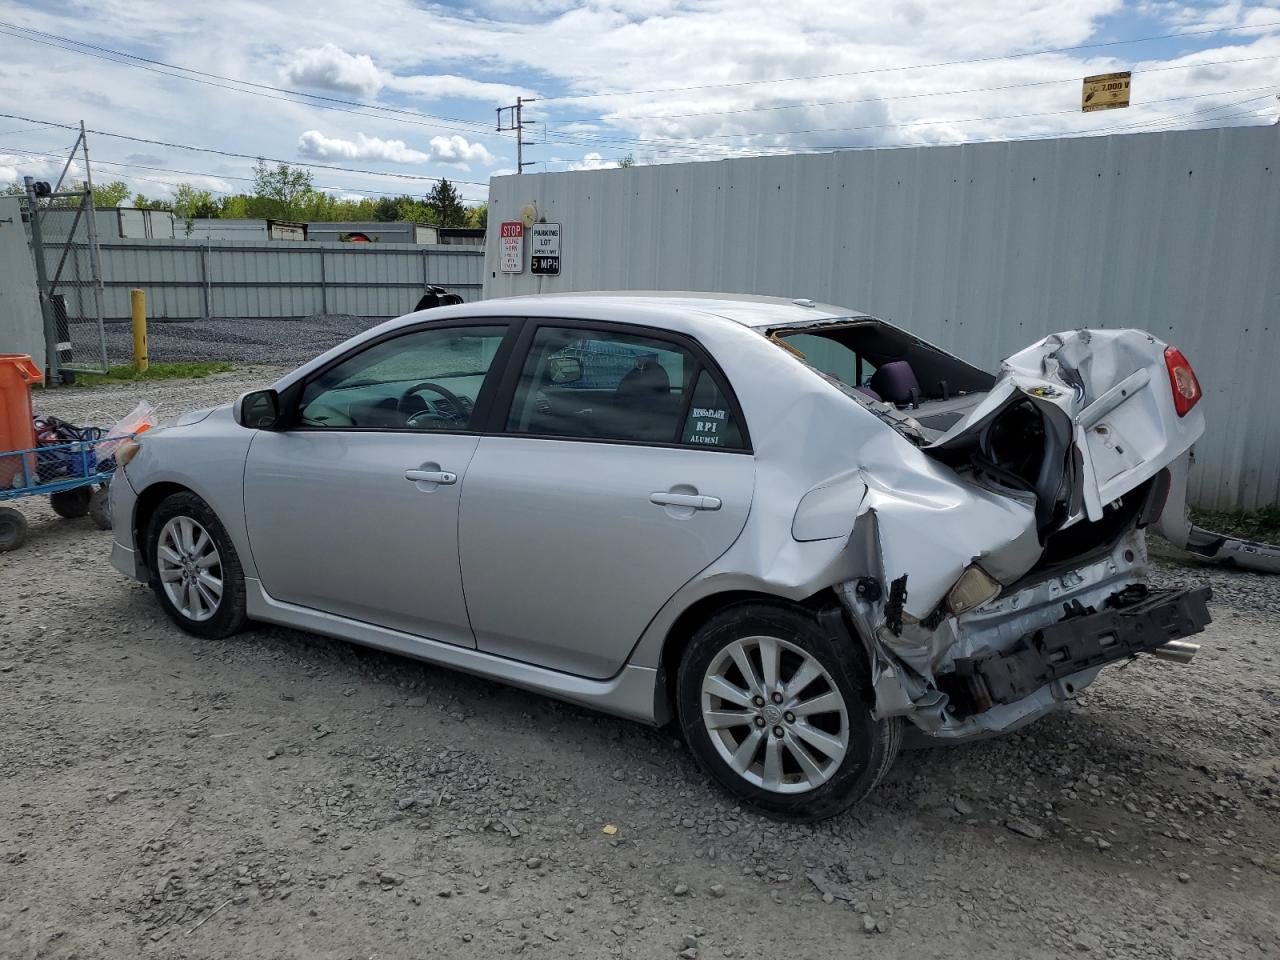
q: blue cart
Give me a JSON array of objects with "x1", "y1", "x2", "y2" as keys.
[{"x1": 0, "y1": 432, "x2": 130, "y2": 552}]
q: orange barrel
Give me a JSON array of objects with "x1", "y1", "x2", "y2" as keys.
[{"x1": 0, "y1": 354, "x2": 43, "y2": 490}]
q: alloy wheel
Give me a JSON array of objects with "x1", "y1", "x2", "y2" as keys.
[
  {"x1": 156, "y1": 515, "x2": 223, "y2": 622},
  {"x1": 700, "y1": 635, "x2": 850, "y2": 794}
]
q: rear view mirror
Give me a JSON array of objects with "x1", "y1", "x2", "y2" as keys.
[
  {"x1": 234, "y1": 388, "x2": 281, "y2": 429},
  {"x1": 548, "y1": 356, "x2": 583, "y2": 385}
]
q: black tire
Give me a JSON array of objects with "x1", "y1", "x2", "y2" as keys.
[
  {"x1": 145, "y1": 491, "x2": 248, "y2": 639},
  {"x1": 0, "y1": 507, "x2": 28, "y2": 552},
  {"x1": 88, "y1": 486, "x2": 112, "y2": 530},
  {"x1": 50, "y1": 487, "x2": 92, "y2": 519},
  {"x1": 676, "y1": 601, "x2": 900, "y2": 822}
]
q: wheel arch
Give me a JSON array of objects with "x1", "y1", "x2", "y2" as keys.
[
  {"x1": 132, "y1": 481, "x2": 194, "y2": 571},
  {"x1": 656, "y1": 586, "x2": 847, "y2": 723}
]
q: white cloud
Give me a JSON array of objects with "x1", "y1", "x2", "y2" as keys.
[
  {"x1": 427, "y1": 134, "x2": 495, "y2": 166},
  {"x1": 297, "y1": 131, "x2": 495, "y2": 168},
  {"x1": 2, "y1": 0, "x2": 1278, "y2": 199},
  {"x1": 566, "y1": 152, "x2": 620, "y2": 170},
  {"x1": 387, "y1": 74, "x2": 535, "y2": 104},
  {"x1": 297, "y1": 131, "x2": 432, "y2": 163},
  {"x1": 280, "y1": 44, "x2": 383, "y2": 98}
]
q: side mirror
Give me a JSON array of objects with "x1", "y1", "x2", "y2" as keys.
[{"x1": 234, "y1": 388, "x2": 281, "y2": 429}]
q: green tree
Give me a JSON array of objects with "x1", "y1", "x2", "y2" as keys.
[
  {"x1": 466, "y1": 202, "x2": 488, "y2": 229},
  {"x1": 131, "y1": 193, "x2": 174, "y2": 211},
  {"x1": 372, "y1": 196, "x2": 400, "y2": 222},
  {"x1": 170, "y1": 184, "x2": 218, "y2": 235},
  {"x1": 91, "y1": 180, "x2": 130, "y2": 207},
  {"x1": 425, "y1": 179, "x2": 467, "y2": 227},
  {"x1": 252, "y1": 160, "x2": 314, "y2": 220}
]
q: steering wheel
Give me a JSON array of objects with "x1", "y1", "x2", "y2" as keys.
[{"x1": 398, "y1": 381, "x2": 471, "y2": 427}]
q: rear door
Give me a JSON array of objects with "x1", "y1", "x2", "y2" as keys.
[
  {"x1": 243, "y1": 320, "x2": 515, "y2": 646},
  {"x1": 458, "y1": 321, "x2": 756, "y2": 679}
]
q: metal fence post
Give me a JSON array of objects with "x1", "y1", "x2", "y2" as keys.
[
  {"x1": 23, "y1": 176, "x2": 58, "y2": 385},
  {"x1": 319, "y1": 246, "x2": 328, "y2": 314},
  {"x1": 202, "y1": 240, "x2": 212, "y2": 320},
  {"x1": 79, "y1": 122, "x2": 110, "y2": 371}
]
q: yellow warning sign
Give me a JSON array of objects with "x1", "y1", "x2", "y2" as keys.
[{"x1": 1082, "y1": 72, "x2": 1131, "y2": 112}]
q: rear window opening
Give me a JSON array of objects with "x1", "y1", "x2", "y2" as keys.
[{"x1": 772, "y1": 322, "x2": 996, "y2": 433}]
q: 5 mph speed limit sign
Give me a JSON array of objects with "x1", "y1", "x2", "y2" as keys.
[{"x1": 530, "y1": 223, "x2": 561, "y2": 276}]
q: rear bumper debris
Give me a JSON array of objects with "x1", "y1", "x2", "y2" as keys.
[{"x1": 940, "y1": 585, "x2": 1212, "y2": 715}]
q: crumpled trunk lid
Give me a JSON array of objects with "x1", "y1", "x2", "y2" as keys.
[{"x1": 925, "y1": 329, "x2": 1204, "y2": 525}]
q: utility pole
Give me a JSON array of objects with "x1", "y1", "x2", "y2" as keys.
[{"x1": 497, "y1": 97, "x2": 538, "y2": 173}]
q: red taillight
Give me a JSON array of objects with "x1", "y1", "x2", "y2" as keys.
[{"x1": 1164, "y1": 345, "x2": 1201, "y2": 417}]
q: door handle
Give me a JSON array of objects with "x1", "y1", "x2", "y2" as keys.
[
  {"x1": 405, "y1": 469, "x2": 457, "y2": 485},
  {"x1": 649, "y1": 492, "x2": 721, "y2": 511}
]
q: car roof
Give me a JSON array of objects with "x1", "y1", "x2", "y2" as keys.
[{"x1": 471, "y1": 291, "x2": 869, "y2": 330}]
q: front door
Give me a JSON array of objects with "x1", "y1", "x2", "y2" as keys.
[
  {"x1": 458, "y1": 322, "x2": 756, "y2": 678},
  {"x1": 243, "y1": 322, "x2": 511, "y2": 646}
]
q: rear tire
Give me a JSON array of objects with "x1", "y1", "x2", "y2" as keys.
[
  {"x1": 50, "y1": 487, "x2": 92, "y2": 519},
  {"x1": 145, "y1": 491, "x2": 247, "y2": 639},
  {"x1": 0, "y1": 507, "x2": 28, "y2": 552},
  {"x1": 676, "y1": 601, "x2": 899, "y2": 822},
  {"x1": 88, "y1": 486, "x2": 112, "y2": 530}
]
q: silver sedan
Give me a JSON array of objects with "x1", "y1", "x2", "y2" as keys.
[{"x1": 110, "y1": 293, "x2": 1212, "y2": 820}]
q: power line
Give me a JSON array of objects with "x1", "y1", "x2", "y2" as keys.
[
  {"x1": 535, "y1": 85, "x2": 1277, "y2": 152},
  {"x1": 0, "y1": 22, "x2": 499, "y2": 138},
  {"x1": 547, "y1": 53, "x2": 1280, "y2": 124},
  {"x1": 535, "y1": 19, "x2": 1280, "y2": 102},
  {"x1": 0, "y1": 112, "x2": 489, "y2": 186},
  {"x1": 0, "y1": 143, "x2": 489, "y2": 202}
]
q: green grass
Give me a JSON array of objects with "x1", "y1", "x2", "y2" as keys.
[
  {"x1": 72, "y1": 361, "x2": 233, "y2": 386},
  {"x1": 1190, "y1": 505, "x2": 1280, "y2": 544}
]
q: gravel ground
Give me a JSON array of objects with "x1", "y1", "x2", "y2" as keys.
[
  {"x1": 1, "y1": 373, "x2": 1277, "y2": 960},
  {"x1": 94, "y1": 314, "x2": 376, "y2": 366}
]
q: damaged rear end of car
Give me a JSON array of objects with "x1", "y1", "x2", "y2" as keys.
[{"x1": 779, "y1": 321, "x2": 1214, "y2": 743}]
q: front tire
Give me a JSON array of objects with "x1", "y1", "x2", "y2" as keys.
[
  {"x1": 146, "y1": 492, "x2": 247, "y2": 639},
  {"x1": 676, "y1": 602, "x2": 899, "y2": 821}
]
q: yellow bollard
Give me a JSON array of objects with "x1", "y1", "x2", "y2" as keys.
[{"x1": 130, "y1": 288, "x2": 149, "y2": 373}]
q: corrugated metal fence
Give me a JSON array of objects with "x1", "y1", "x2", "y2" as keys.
[
  {"x1": 43, "y1": 238, "x2": 484, "y2": 322},
  {"x1": 486, "y1": 126, "x2": 1280, "y2": 511}
]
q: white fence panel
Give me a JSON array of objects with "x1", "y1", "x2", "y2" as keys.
[{"x1": 486, "y1": 126, "x2": 1280, "y2": 510}]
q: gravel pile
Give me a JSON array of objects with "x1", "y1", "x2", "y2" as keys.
[
  {"x1": 1, "y1": 374, "x2": 1276, "y2": 959},
  {"x1": 93, "y1": 313, "x2": 378, "y2": 366}
]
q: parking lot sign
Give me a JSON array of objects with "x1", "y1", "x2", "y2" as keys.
[{"x1": 531, "y1": 223, "x2": 561, "y2": 276}]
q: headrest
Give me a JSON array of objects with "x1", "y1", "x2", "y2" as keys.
[
  {"x1": 616, "y1": 359, "x2": 670, "y2": 396},
  {"x1": 868, "y1": 360, "x2": 920, "y2": 406}
]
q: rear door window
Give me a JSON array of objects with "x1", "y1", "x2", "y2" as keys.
[{"x1": 504, "y1": 326, "x2": 747, "y2": 449}]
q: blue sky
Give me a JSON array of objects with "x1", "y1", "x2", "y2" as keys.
[{"x1": 0, "y1": 1, "x2": 1276, "y2": 204}]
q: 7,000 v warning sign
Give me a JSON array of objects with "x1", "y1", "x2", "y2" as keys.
[{"x1": 531, "y1": 222, "x2": 561, "y2": 276}]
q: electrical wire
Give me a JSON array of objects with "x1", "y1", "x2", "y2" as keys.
[
  {"x1": 547, "y1": 53, "x2": 1280, "y2": 124},
  {"x1": 0, "y1": 144, "x2": 488, "y2": 201},
  {"x1": 534, "y1": 20, "x2": 1280, "y2": 102},
  {"x1": 0, "y1": 22, "x2": 499, "y2": 138},
  {"x1": 533, "y1": 85, "x2": 1278, "y2": 152},
  {"x1": 0, "y1": 112, "x2": 489, "y2": 186}
]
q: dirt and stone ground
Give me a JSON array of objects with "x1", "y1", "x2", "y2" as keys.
[{"x1": 2, "y1": 370, "x2": 1277, "y2": 960}]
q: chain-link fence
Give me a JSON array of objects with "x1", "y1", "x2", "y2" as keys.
[{"x1": 28, "y1": 191, "x2": 110, "y2": 377}]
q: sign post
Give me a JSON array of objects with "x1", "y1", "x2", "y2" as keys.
[
  {"x1": 500, "y1": 221, "x2": 524, "y2": 273},
  {"x1": 531, "y1": 222, "x2": 561, "y2": 276},
  {"x1": 1082, "y1": 72, "x2": 1131, "y2": 112}
]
